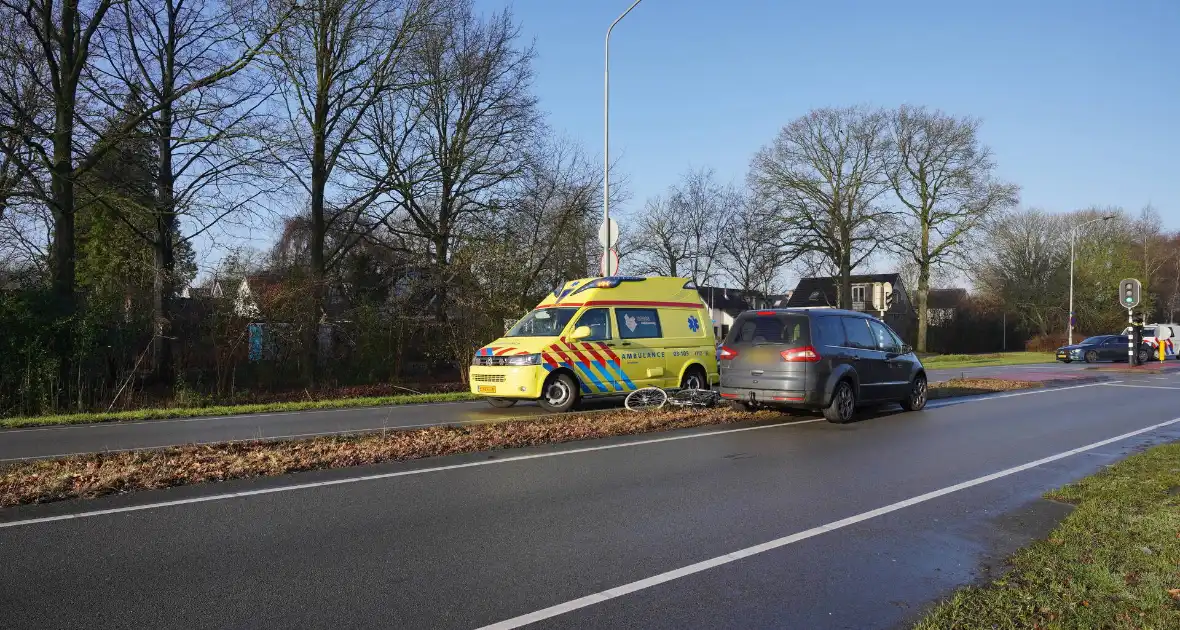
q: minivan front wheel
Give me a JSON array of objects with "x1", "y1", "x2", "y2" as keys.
[
  {"x1": 900, "y1": 374, "x2": 927, "y2": 412},
  {"x1": 824, "y1": 381, "x2": 855, "y2": 424},
  {"x1": 538, "y1": 372, "x2": 579, "y2": 413}
]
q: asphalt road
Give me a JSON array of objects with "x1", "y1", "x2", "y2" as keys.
[
  {"x1": 3, "y1": 375, "x2": 1180, "y2": 629},
  {"x1": 0, "y1": 361, "x2": 1101, "y2": 462}
]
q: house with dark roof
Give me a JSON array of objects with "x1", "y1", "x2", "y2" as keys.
[
  {"x1": 927, "y1": 288, "x2": 968, "y2": 326},
  {"x1": 696, "y1": 286, "x2": 771, "y2": 340},
  {"x1": 785, "y1": 273, "x2": 918, "y2": 341}
]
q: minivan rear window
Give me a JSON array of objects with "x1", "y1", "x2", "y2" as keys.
[{"x1": 727, "y1": 314, "x2": 810, "y2": 346}]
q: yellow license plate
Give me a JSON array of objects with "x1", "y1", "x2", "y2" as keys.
[{"x1": 478, "y1": 385, "x2": 497, "y2": 394}]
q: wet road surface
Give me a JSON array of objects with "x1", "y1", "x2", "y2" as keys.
[
  {"x1": 2, "y1": 376, "x2": 1180, "y2": 629},
  {"x1": 0, "y1": 361, "x2": 1118, "y2": 462}
]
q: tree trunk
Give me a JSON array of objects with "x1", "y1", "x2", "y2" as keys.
[
  {"x1": 916, "y1": 224, "x2": 931, "y2": 353},
  {"x1": 838, "y1": 251, "x2": 852, "y2": 309},
  {"x1": 153, "y1": 98, "x2": 176, "y2": 381},
  {"x1": 916, "y1": 265, "x2": 930, "y2": 353},
  {"x1": 50, "y1": 30, "x2": 78, "y2": 408},
  {"x1": 307, "y1": 153, "x2": 327, "y2": 388}
]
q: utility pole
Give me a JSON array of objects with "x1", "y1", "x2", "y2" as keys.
[{"x1": 603, "y1": 0, "x2": 645, "y2": 274}]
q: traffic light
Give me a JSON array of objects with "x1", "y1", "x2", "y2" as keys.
[{"x1": 1120, "y1": 278, "x2": 1141, "y2": 309}]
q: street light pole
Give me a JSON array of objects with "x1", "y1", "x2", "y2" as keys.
[
  {"x1": 604, "y1": 0, "x2": 644, "y2": 275},
  {"x1": 1068, "y1": 215, "x2": 1116, "y2": 345}
]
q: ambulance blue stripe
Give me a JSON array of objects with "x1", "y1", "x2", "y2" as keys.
[
  {"x1": 593, "y1": 360, "x2": 628, "y2": 392},
  {"x1": 560, "y1": 363, "x2": 592, "y2": 394},
  {"x1": 585, "y1": 361, "x2": 619, "y2": 392},
  {"x1": 607, "y1": 360, "x2": 635, "y2": 390},
  {"x1": 576, "y1": 362, "x2": 608, "y2": 393}
]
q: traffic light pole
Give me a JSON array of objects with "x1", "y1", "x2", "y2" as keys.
[{"x1": 1128, "y1": 308, "x2": 1136, "y2": 366}]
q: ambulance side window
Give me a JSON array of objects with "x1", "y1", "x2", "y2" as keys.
[
  {"x1": 615, "y1": 308, "x2": 663, "y2": 340},
  {"x1": 574, "y1": 308, "x2": 611, "y2": 341}
]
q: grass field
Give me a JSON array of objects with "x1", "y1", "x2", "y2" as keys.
[
  {"x1": 914, "y1": 442, "x2": 1180, "y2": 629},
  {"x1": 922, "y1": 352, "x2": 1056, "y2": 370}
]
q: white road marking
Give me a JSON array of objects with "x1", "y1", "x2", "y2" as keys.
[
  {"x1": 0, "y1": 379, "x2": 1119, "y2": 527},
  {"x1": 2, "y1": 383, "x2": 1111, "y2": 462},
  {"x1": 1102, "y1": 383, "x2": 1180, "y2": 391},
  {"x1": 476, "y1": 415, "x2": 1180, "y2": 630},
  {"x1": 0, "y1": 418, "x2": 825, "y2": 529},
  {"x1": 924, "y1": 381, "x2": 1112, "y2": 407}
]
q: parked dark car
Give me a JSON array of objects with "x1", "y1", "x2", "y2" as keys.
[
  {"x1": 718, "y1": 308, "x2": 927, "y2": 424},
  {"x1": 1056, "y1": 335, "x2": 1145, "y2": 363}
]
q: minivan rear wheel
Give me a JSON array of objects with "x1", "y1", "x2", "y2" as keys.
[{"x1": 824, "y1": 381, "x2": 855, "y2": 424}]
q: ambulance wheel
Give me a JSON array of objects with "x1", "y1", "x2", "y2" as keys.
[
  {"x1": 486, "y1": 398, "x2": 517, "y2": 408},
  {"x1": 538, "y1": 372, "x2": 579, "y2": 413},
  {"x1": 1084, "y1": 350, "x2": 1098, "y2": 364},
  {"x1": 680, "y1": 365, "x2": 708, "y2": 391}
]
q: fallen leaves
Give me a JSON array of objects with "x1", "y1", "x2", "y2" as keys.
[{"x1": 0, "y1": 407, "x2": 783, "y2": 508}]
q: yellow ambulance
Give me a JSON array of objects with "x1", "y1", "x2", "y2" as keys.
[{"x1": 469, "y1": 276, "x2": 719, "y2": 412}]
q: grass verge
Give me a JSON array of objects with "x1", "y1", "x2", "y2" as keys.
[
  {"x1": 928, "y1": 378, "x2": 1041, "y2": 399},
  {"x1": 914, "y1": 442, "x2": 1180, "y2": 630},
  {"x1": 0, "y1": 392, "x2": 480, "y2": 429},
  {"x1": 923, "y1": 352, "x2": 1056, "y2": 370},
  {"x1": 0, "y1": 407, "x2": 789, "y2": 508}
]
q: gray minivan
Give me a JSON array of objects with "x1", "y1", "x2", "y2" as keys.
[{"x1": 718, "y1": 308, "x2": 927, "y2": 423}]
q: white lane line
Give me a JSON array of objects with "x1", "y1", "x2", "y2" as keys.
[
  {"x1": 0, "y1": 418, "x2": 825, "y2": 529},
  {"x1": 1103, "y1": 383, "x2": 1180, "y2": 391},
  {"x1": 2, "y1": 383, "x2": 1110, "y2": 461},
  {"x1": 924, "y1": 381, "x2": 1112, "y2": 406},
  {"x1": 476, "y1": 415, "x2": 1180, "y2": 630},
  {"x1": 0, "y1": 399, "x2": 487, "y2": 434}
]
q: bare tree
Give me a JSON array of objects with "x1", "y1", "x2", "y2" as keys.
[
  {"x1": 720, "y1": 192, "x2": 789, "y2": 294},
  {"x1": 972, "y1": 208, "x2": 1069, "y2": 336},
  {"x1": 628, "y1": 167, "x2": 733, "y2": 284},
  {"x1": 749, "y1": 106, "x2": 894, "y2": 308},
  {"x1": 0, "y1": 0, "x2": 290, "y2": 399},
  {"x1": 268, "y1": 0, "x2": 434, "y2": 383},
  {"x1": 491, "y1": 136, "x2": 603, "y2": 309},
  {"x1": 373, "y1": 1, "x2": 539, "y2": 310},
  {"x1": 89, "y1": 0, "x2": 287, "y2": 377},
  {"x1": 886, "y1": 105, "x2": 1019, "y2": 351}
]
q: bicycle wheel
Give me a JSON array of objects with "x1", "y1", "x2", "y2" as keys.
[
  {"x1": 625, "y1": 387, "x2": 668, "y2": 411},
  {"x1": 669, "y1": 388, "x2": 718, "y2": 408}
]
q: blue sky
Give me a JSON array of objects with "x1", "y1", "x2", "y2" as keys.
[{"x1": 478, "y1": 0, "x2": 1179, "y2": 225}]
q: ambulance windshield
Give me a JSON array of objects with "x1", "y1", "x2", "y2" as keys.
[{"x1": 505, "y1": 307, "x2": 578, "y2": 337}]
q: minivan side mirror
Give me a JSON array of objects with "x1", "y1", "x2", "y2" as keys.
[
  {"x1": 901, "y1": 344, "x2": 913, "y2": 355},
  {"x1": 570, "y1": 325, "x2": 593, "y2": 340}
]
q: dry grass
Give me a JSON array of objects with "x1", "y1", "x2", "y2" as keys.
[
  {"x1": 928, "y1": 378, "x2": 1041, "y2": 399},
  {"x1": 0, "y1": 407, "x2": 786, "y2": 508}
]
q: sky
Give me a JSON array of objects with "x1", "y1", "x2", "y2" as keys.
[{"x1": 475, "y1": 0, "x2": 1179, "y2": 229}]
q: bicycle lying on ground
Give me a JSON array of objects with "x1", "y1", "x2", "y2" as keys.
[{"x1": 624, "y1": 387, "x2": 719, "y2": 411}]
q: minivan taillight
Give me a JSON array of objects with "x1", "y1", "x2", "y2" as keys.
[
  {"x1": 781, "y1": 346, "x2": 821, "y2": 362},
  {"x1": 719, "y1": 345, "x2": 739, "y2": 361}
]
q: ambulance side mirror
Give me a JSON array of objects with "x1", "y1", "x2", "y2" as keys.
[{"x1": 571, "y1": 326, "x2": 593, "y2": 340}]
